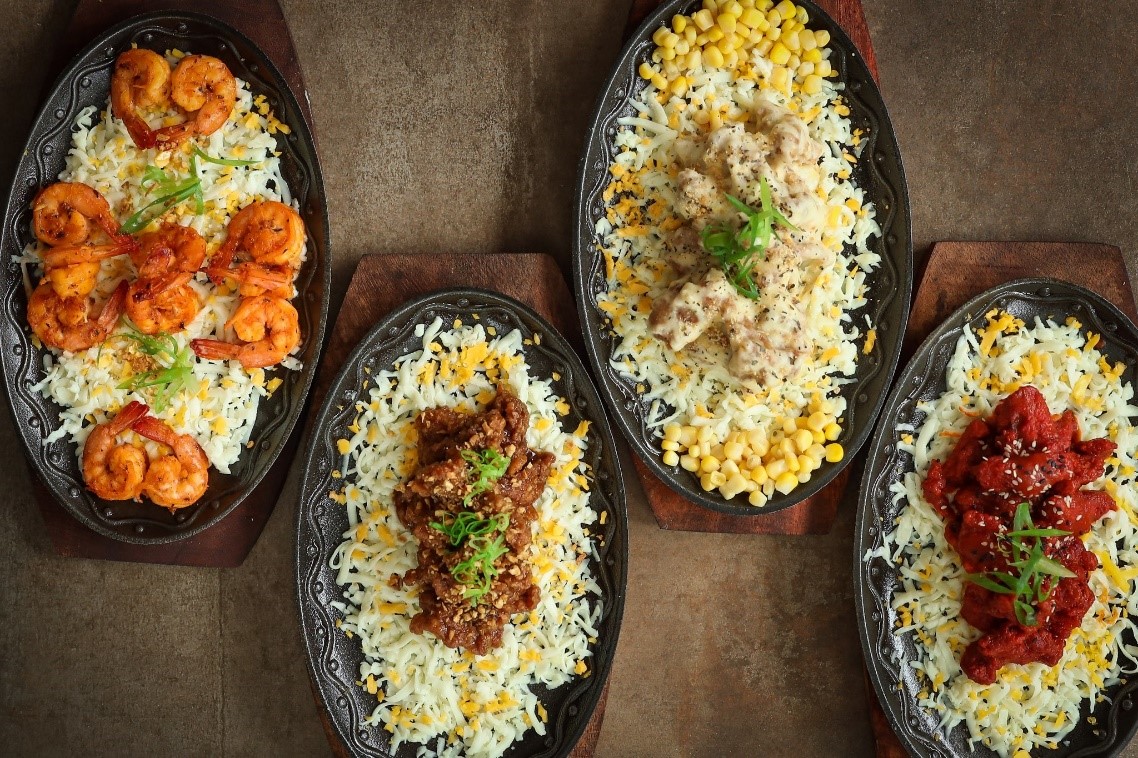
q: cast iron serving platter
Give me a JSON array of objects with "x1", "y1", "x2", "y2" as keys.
[
  {"x1": 0, "y1": 11, "x2": 330, "y2": 543},
  {"x1": 572, "y1": 0, "x2": 912, "y2": 516},
  {"x1": 856, "y1": 279, "x2": 1138, "y2": 757},
  {"x1": 296, "y1": 289, "x2": 627, "y2": 758}
]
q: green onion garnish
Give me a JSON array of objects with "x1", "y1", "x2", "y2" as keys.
[
  {"x1": 430, "y1": 511, "x2": 511, "y2": 606},
  {"x1": 192, "y1": 145, "x2": 259, "y2": 167},
  {"x1": 117, "y1": 327, "x2": 195, "y2": 412},
  {"x1": 120, "y1": 160, "x2": 205, "y2": 235},
  {"x1": 700, "y1": 177, "x2": 798, "y2": 300},
  {"x1": 964, "y1": 502, "x2": 1075, "y2": 627},
  {"x1": 459, "y1": 447, "x2": 511, "y2": 506}
]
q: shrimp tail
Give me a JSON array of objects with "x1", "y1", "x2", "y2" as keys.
[
  {"x1": 132, "y1": 415, "x2": 178, "y2": 447},
  {"x1": 153, "y1": 123, "x2": 194, "y2": 152},
  {"x1": 122, "y1": 115, "x2": 158, "y2": 150},
  {"x1": 132, "y1": 271, "x2": 194, "y2": 301},
  {"x1": 110, "y1": 401, "x2": 151, "y2": 434},
  {"x1": 191, "y1": 338, "x2": 241, "y2": 362},
  {"x1": 205, "y1": 247, "x2": 237, "y2": 286},
  {"x1": 97, "y1": 281, "x2": 129, "y2": 333}
]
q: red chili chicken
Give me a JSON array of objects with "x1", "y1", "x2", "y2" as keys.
[{"x1": 921, "y1": 386, "x2": 1116, "y2": 684}]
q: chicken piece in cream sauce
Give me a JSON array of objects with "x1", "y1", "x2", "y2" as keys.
[{"x1": 650, "y1": 96, "x2": 833, "y2": 385}]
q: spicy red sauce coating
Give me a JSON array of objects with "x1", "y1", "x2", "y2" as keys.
[{"x1": 921, "y1": 386, "x2": 1116, "y2": 684}]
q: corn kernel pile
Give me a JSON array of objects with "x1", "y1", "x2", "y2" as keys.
[
  {"x1": 640, "y1": 0, "x2": 836, "y2": 109},
  {"x1": 661, "y1": 396, "x2": 844, "y2": 507}
]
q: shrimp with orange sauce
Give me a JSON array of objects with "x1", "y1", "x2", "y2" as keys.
[
  {"x1": 40, "y1": 241, "x2": 134, "y2": 299},
  {"x1": 205, "y1": 261, "x2": 295, "y2": 298},
  {"x1": 27, "y1": 280, "x2": 127, "y2": 353},
  {"x1": 153, "y1": 55, "x2": 236, "y2": 151},
  {"x1": 81, "y1": 401, "x2": 150, "y2": 501},
  {"x1": 132, "y1": 414, "x2": 210, "y2": 510},
  {"x1": 110, "y1": 48, "x2": 171, "y2": 149},
  {"x1": 126, "y1": 270, "x2": 201, "y2": 335},
  {"x1": 192, "y1": 295, "x2": 300, "y2": 368},
  {"x1": 32, "y1": 182, "x2": 130, "y2": 246},
  {"x1": 208, "y1": 200, "x2": 305, "y2": 281},
  {"x1": 131, "y1": 222, "x2": 207, "y2": 275}
]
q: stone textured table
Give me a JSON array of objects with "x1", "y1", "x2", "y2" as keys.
[{"x1": 2, "y1": 1, "x2": 1138, "y2": 756}]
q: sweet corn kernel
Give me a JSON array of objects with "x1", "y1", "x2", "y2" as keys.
[
  {"x1": 792, "y1": 429, "x2": 813, "y2": 453},
  {"x1": 684, "y1": 25, "x2": 698, "y2": 44},
  {"x1": 825, "y1": 443, "x2": 844, "y2": 463},
  {"x1": 766, "y1": 8, "x2": 781, "y2": 24},
  {"x1": 670, "y1": 76, "x2": 689, "y2": 96},
  {"x1": 800, "y1": 29, "x2": 817, "y2": 51},
  {"x1": 797, "y1": 454, "x2": 814, "y2": 473},
  {"x1": 693, "y1": 8, "x2": 715, "y2": 30},
  {"x1": 805, "y1": 411, "x2": 827, "y2": 432},
  {"x1": 749, "y1": 489, "x2": 768, "y2": 507},
  {"x1": 795, "y1": 4, "x2": 808, "y2": 23},
  {"x1": 811, "y1": 430, "x2": 826, "y2": 444},
  {"x1": 700, "y1": 456, "x2": 720, "y2": 473},
  {"x1": 802, "y1": 47, "x2": 822, "y2": 63},
  {"x1": 704, "y1": 45, "x2": 725, "y2": 68},
  {"x1": 660, "y1": 47, "x2": 676, "y2": 61},
  {"x1": 787, "y1": 53, "x2": 800, "y2": 69},
  {"x1": 824, "y1": 422, "x2": 841, "y2": 441},
  {"x1": 679, "y1": 426, "x2": 697, "y2": 446},
  {"x1": 739, "y1": 7, "x2": 763, "y2": 26},
  {"x1": 724, "y1": 440, "x2": 745, "y2": 461},
  {"x1": 717, "y1": 13, "x2": 737, "y2": 34},
  {"x1": 775, "y1": 0, "x2": 796, "y2": 20},
  {"x1": 785, "y1": 453, "x2": 800, "y2": 473},
  {"x1": 724, "y1": 474, "x2": 748, "y2": 495},
  {"x1": 774, "y1": 471, "x2": 798, "y2": 494},
  {"x1": 756, "y1": 38, "x2": 773, "y2": 55},
  {"x1": 685, "y1": 49, "x2": 703, "y2": 70},
  {"x1": 700, "y1": 473, "x2": 717, "y2": 492},
  {"x1": 662, "y1": 450, "x2": 680, "y2": 467},
  {"x1": 725, "y1": 1, "x2": 743, "y2": 15},
  {"x1": 798, "y1": 61, "x2": 815, "y2": 78},
  {"x1": 721, "y1": 459, "x2": 740, "y2": 477},
  {"x1": 783, "y1": 30, "x2": 800, "y2": 52},
  {"x1": 814, "y1": 29, "x2": 831, "y2": 46},
  {"x1": 652, "y1": 26, "x2": 671, "y2": 46},
  {"x1": 680, "y1": 454, "x2": 700, "y2": 472},
  {"x1": 661, "y1": 439, "x2": 680, "y2": 452},
  {"x1": 746, "y1": 429, "x2": 769, "y2": 455},
  {"x1": 687, "y1": 443, "x2": 704, "y2": 458},
  {"x1": 766, "y1": 458, "x2": 788, "y2": 479},
  {"x1": 697, "y1": 426, "x2": 714, "y2": 444},
  {"x1": 651, "y1": 73, "x2": 667, "y2": 90},
  {"x1": 779, "y1": 438, "x2": 796, "y2": 459},
  {"x1": 802, "y1": 74, "x2": 823, "y2": 95},
  {"x1": 769, "y1": 41, "x2": 791, "y2": 65},
  {"x1": 816, "y1": 60, "x2": 832, "y2": 77},
  {"x1": 710, "y1": 471, "x2": 727, "y2": 487},
  {"x1": 638, "y1": 62, "x2": 655, "y2": 80},
  {"x1": 765, "y1": 24, "x2": 781, "y2": 42},
  {"x1": 723, "y1": 49, "x2": 738, "y2": 67},
  {"x1": 807, "y1": 444, "x2": 826, "y2": 464},
  {"x1": 702, "y1": 0, "x2": 718, "y2": 10},
  {"x1": 672, "y1": 14, "x2": 688, "y2": 32},
  {"x1": 796, "y1": 469, "x2": 812, "y2": 485},
  {"x1": 664, "y1": 423, "x2": 682, "y2": 442},
  {"x1": 675, "y1": 39, "x2": 690, "y2": 56},
  {"x1": 749, "y1": 464, "x2": 768, "y2": 485}
]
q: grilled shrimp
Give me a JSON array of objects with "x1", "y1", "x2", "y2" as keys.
[
  {"x1": 153, "y1": 55, "x2": 236, "y2": 150},
  {"x1": 132, "y1": 414, "x2": 210, "y2": 510},
  {"x1": 81, "y1": 401, "x2": 150, "y2": 501},
  {"x1": 132, "y1": 223, "x2": 207, "y2": 274},
  {"x1": 33, "y1": 182, "x2": 129, "y2": 246},
  {"x1": 192, "y1": 295, "x2": 300, "y2": 368},
  {"x1": 126, "y1": 272, "x2": 201, "y2": 334},
  {"x1": 41, "y1": 241, "x2": 135, "y2": 298},
  {"x1": 111, "y1": 48, "x2": 171, "y2": 149},
  {"x1": 205, "y1": 261, "x2": 295, "y2": 298},
  {"x1": 208, "y1": 201, "x2": 305, "y2": 280},
  {"x1": 27, "y1": 280, "x2": 127, "y2": 353}
]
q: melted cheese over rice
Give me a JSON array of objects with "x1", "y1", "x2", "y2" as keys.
[
  {"x1": 871, "y1": 311, "x2": 1138, "y2": 755},
  {"x1": 329, "y1": 319, "x2": 601, "y2": 758}
]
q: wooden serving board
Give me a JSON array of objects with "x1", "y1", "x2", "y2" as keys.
[
  {"x1": 306, "y1": 253, "x2": 607, "y2": 757},
  {"x1": 863, "y1": 241, "x2": 1138, "y2": 757},
  {"x1": 31, "y1": 0, "x2": 313, "y2": 567},
  {"x1": 624, "y1": 0, "x2": 878, "y2": 534}
]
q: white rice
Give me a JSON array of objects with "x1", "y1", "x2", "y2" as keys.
[
  {"x1": 592, "y1": 19, "x2": 880, "y2": 503},
  {"x1": 25, "y1": 49, "x2": 303, "y2": 472},
  {"x1": 329, "y1": 319, "x2": 601, "y2": 758},
  {"x1": 871, "y1": 310, "x2": 1138, "y2": 755}
]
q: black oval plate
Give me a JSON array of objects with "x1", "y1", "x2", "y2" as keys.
[
  {"x1": 572, "y1": 0, "x2": 912, "y2": 516},
  {"x1": 856, "y1": 278, "x2": 1138, "y2": 757},
  {"x1": 296, "y1": 289, "x2": 627, "y2": 758},
  {"x1": 0, "y1": 11, "x2": 330, "y2": 543}
]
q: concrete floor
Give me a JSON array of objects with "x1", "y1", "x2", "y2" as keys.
[{"x1": 2, "y1": 1, "x2": 1138, "y2": 756}]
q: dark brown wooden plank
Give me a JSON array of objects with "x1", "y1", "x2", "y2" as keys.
[
  {"x1": 626, "y1": 0, "x2": 879, "y2": 536},
  {"x1": 307, "y1": 252, "x2": 606, "y2": 757},
  {"x1": 31, "y1": 0, "x2": 314, "y2": 567}
]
